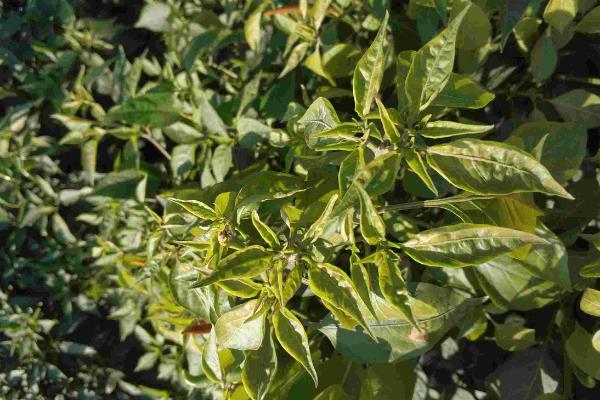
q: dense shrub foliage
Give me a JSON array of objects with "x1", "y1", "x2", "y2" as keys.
[{"x1": 2, "y1": 0, "x2": 600, "y2": 399}]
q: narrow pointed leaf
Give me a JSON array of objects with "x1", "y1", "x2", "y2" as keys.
[
  {"x1": 353, "y1": 12, "x2": 389, "y2": 117},
  {"x1": 193, "y1": 246, "x2": 273, "y2": 287},
  {"x1": 273, "y1": 307, "x2": 318, "y2": 386}
]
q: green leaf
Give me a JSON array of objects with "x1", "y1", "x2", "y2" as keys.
[
  {"x1": 353, "y1": 12, "x2": 389, "y2": 117},
  {"x1": 566, "y1": 323, "x2": 600, "y2": 379},
  {"x1": 375, "y1": 98, "x2": 402, "y2": 144},
  {"x1": 486, "y1": 348, "x2": 560, "y2": 399},
  {"x1": 507, "y1": 121, "x2": 587, "y2": 183},
  {"x1": 242, "y1": 327, "x2": 278, "y2": 400},
  {"x1": 218, "y1": 279, "x2": 262, "y2": 298},
  {"x1": 135, "y1": 3, "x2": 171, "y2": 32},
  {"x1": 211, "y1": 144, "x2": 233, "y2": 183},
  {"x1": 193, "y1": 246, "x2": 273, "y2": 287},
  {"x1": 580, "y1": 288, "x2": 600, "y2": 317},
  {"x1": 170, "y1": 144, "x2": 196, "y2": 180},
  {"x1": 105, "y1": 84, "x2": 180, "y2": 127},
  {"x1": 499, "y1": 0, "x2": 533, "y2": 47},
  {"x1": 473, "y1": 255, "x2": 563, "y2": 311},
  {"x1": 401, "y1": 223, "x2": 545, "y2": 267},
  {"x1": 51, "y1": 213, "x2": 76, "y2": 244},
  {"x1": 199, "y1": 93, "x2": 228, "y2": 136},
  {"x1": 456, "y1": 3, "x2": 491, "y2": 50},
  {"x1": 168, "y1": 198, "x2": 218, "y2": 220},
  {"x1": 359, "y1": 362, "x2": 417, "y2": 400},
  {"x1": 169, "y1": 260, "x2": 226, "y2": 323},
  {"x1": 543, "y1": 0, "x2": 577, "y2": 32},
  {"x1": 279, "y1": 42, "x2": 311, "y2": 78},
  {"x1": 404, "y1": 148, "x2": 438, "y2": 196},
  {"x1": 530, "y1": 29, "x2": 557, "y2": 82},
  {"x1": 304, "y1": 193, "x2": 338, "y2": 243},
  {"x1": 183, "y1": 31, "x2": 219, "y2": 71},
  {"x1": 93, "y1": 170, "x2": 147, "y2": 203},
  {"x1": 494, "y1": 321, "x2": 536, "y2": 351},
  {"x1": 314, "y1": 385, "x2": 352, "y2": 400},
  {"x1": 308, "y1": 262, "x2": 375, "y2": 336},
  {"x1": 298, "y1": 97, "x2": 341, "y2": 148},
  {"x1": 350, "y1": 256, "x2": 377, "y2": 321},
  {"x1": 245, "y1": 3, "x2": 266, "y2": 50},
  {"x1": 252, "y1": 210, "x2": 280, "y2": 248},
  {"x1": 215, "y1": 299, "x2": 266, "y2": 350},
  {"x1": 405, "y1": 5, "x2": 470, "y2": 122},
  {"x1": 323, "y1": 44, "x2": 362, "y2": 78},
  {"x1": 430, "y1": 73, "x2": 495, "y2": 109},
  {"x1": 378, "y1": 251, "x2": 419, "y2": 327},
  {"x1": 549, "y1": 89, "x2": 600, "y2": 128},
  {"x1": 81, "y1": 138, "x2": 98, "y2": 185},
  {"x1": 318, "y1": 283, "x2": 483, "y2": 363},
  {"x1": 420, "y1": 120, "x2": 494, "y2": 139},
  {"x1": 426, "y1": 139, "x2": 574, "y2": 199},
  {"x1": 576, "y1": 6, "x2": 600, "y2": 33},
  {"x1": 305, "y1": 47, "x2": 336, "y2": 86},
  {"x1": 357, "y1": 184, "x2": 386, "y2": 245},
  {"x1": 273, "y1": 307, "x2": 318, "y2": 386}
]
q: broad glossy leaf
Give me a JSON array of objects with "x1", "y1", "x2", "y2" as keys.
[
  {"x1": 402, "y1": 223, "x2": 545, "y2": 267},
  {"x1": 242, "y1": 327, "x2": 278, "y2": 400},
  {"x1": 494, "y1": 322, "x2": 536, "y2": 351},
  {"x1": 135, "y1": 3, "x2": 170, "y2": 32},
  {"x1": 544, "y1": 0, "x2": 577, "y2": 32},
  {"x1": 93, "y1": 170, "x2": 147, "y2": 203},
  {"x1": 427, "y1": 139, "x2": 574, "y2": 199},
  {"x1": 576, "y1": 6, "x2": 600, "y2": 33},
  {"x1": 169, "y1": 261, "x2": 226, "y2": 323},
  {"x1": 215, "y1": 299, "x2": 265, "y2": 350},
  {"x1": 486, "y1": 348, "x2": 560, "y2": 399},
  {"x1": 193, "y1": 246, "x2": 273, "y2": 287},
  {"x1": 305, "y1": 47, "x2": 336, "y2": 86},
  {"x1": 549, "y1": 89, "x2": 600, "y2": 128},
  {"x1": 359, "y1": 362, "x2": 417, "y2": 400},
  {"x1": 473, "y1": 255, "x2": 563, "y2": 311},
  {"x1": 309, "y1": 262, "x2": 375, "y2": 335},
  {"x1": 507, "y1": 121, "x2": 586, "y2": 183},
  {"x1": 420, "y1": 120, "x2": 494, "y2": 139},
  {"x1": 580, "y1": 288, "x2": 600, "y2": 317},
  {"x1": 530, "y1": 29, "x2": 557, "y2": 82},
  {"x1": 405, "y1": 6, "x2": 469, "y2": 121},
  {"x1": 438, "y1": 193, "x2": 542, "y2": 234},
  {"x1": 456, "y1": 3, "x2": 491, "y2": 50},
  {"x1": 105, "y1": 84, "x2": 180, "y2": 127},
  {"x1": 357, "y1": 184, "x2": 386, "y2": 245},
  {"x1": 499, "y1": 0, "x2": 533, "y2": 47},
  {"x1": 353, "y1": 12, "x2": 389, "y2": 117},
  {"x1": 566, "y1": 323, "x2": 600, "y2": 379},
  {"x1": 298, "y1": 97, "x2": 340, "y2": 148},
  {"x1": 273, "y1": 307, "x2": 318, "y2": 386},
  {"x1": 323, "y1": 44, "x2": 361, "y2": 78},
  {"x1": 318, "y1": 283, "x2": 483, "y2": 363},
  {"x1": 430, "y1": 73, "x2": 495, "y2": 109}
]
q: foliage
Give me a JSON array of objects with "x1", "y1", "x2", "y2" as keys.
[{"x1": 2, "y1": 0, "x2": 600, "y2": 399}]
